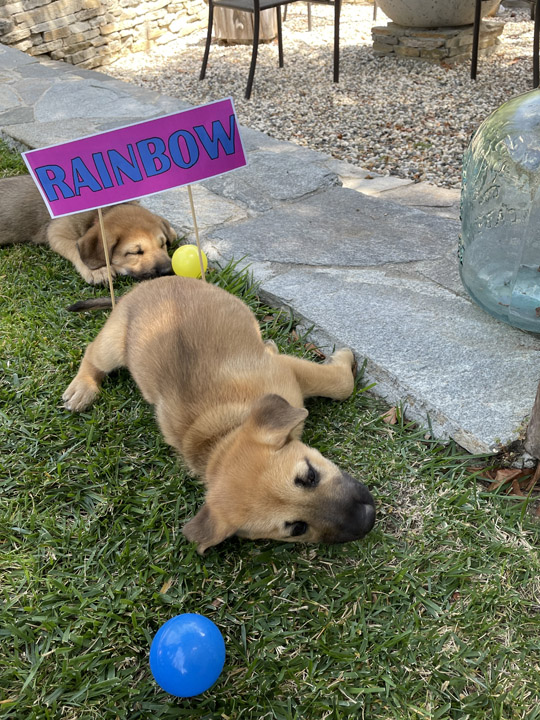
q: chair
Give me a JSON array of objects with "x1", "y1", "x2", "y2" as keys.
[
  {"x1": 283, "y1": 2, "x2": 312, "y2": 31},
  {"x1": 199, "y1": 0, "x2": 342, "y2": 100},
  {"x1": 471, "y1": 0, "x2": 540, "y2": 86}
]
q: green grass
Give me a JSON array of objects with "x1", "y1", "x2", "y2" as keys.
[
  {"x1": 0, "y1": 141, "x2": 27, "y2": 178},
  {"x1": 1, "y1": 141, "x2": 540, "y2": 719}
]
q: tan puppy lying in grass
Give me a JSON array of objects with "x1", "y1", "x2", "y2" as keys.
[
  {"x1": 63, "y1": 276, "x2": 375, "y2": 553},
  {"x1": 0, "y1": 175, "x2": 175, "y2": 284}
]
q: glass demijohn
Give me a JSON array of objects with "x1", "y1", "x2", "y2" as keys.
[{"x1": 459, "y1": 89, "x2": 540, "y2": 333}]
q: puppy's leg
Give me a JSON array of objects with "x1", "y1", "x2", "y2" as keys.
[
  {"x1": 63, "y1": 309, "x2": 128, "y2": 412},
  {"x1": 277, "y1": 348, "x2": 356, "y2": 401},
  {"x1": 47, "y1": 218, "x2": 116, "y2": 285}
]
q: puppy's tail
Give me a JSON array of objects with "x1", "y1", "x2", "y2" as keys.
[{"x1": 67, "y1": 298, "x2": 114, "y2": 312}]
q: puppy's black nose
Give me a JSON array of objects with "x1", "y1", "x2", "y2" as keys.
[
  {"x1": 158, "y1": 261, "x2": 173, "y2": 276},
  {"x1": 344, "y1": 472, "x2": 376, "y2": 537},
  {"x1": 358, "y1": 501, "x2": 376, "y2": 537}
]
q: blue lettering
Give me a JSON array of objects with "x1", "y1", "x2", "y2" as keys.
[
  {"x1": 168, "y1": 130, "x2": 199, "y2": 169},
  {"x1": 193, "y1": 115, "x2": 236, "y2": 159},
  {"x1": 136, "y1": 137, "x2": 171, "y2": 177},
  {"x1": 92, "y1": 152, "x2": 114, "y2": 189},
  {"x1": 71, "y1": 157, "x2": 102, "y2": 196},
  {"x1": 34, "y1": 165, "x2": 75, "y2": 202},
  {"x1": 107, "y1": 145, "x2": 143, "y2": 186}
]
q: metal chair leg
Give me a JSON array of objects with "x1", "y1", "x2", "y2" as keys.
[
  {"x1": 245, "y1": 3, "x2": 261, "y2": 99},
  {"x1": 200, "y1": 0, "x2": 214, "y2": 80},
  {"x1": 333, "y1": 0, "x2": 341, "y2": 83},
  {"x1": 534, "y1": 0, "x2": 540, "y2": 87},
  {"x1": 277, "y1": 6, "x2": 284, "y2": 67},
  {"x1": 471, "y1": 0, "x2": 481, "y2": 80}
]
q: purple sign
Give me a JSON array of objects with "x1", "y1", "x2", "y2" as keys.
[{"x1": 23, "y1": 98, "x2": 246, "y2": 218}]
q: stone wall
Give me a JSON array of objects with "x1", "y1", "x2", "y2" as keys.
[{"x1": 0, "y1": 0, "x2": 207, "y2": 69}]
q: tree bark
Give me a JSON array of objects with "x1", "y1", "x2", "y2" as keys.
[
  {"x1": 525, "y1": 379, "x2": 540, "y2": 458},
  {"x1": 214, "y1": 7, "x2": 277, "y2": 43}
]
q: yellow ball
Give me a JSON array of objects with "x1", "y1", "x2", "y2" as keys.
[{"x1": 172, "y1": 245, "x2": 208, "y2": 278}]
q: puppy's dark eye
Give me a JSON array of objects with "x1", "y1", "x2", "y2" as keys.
[
  {"x1": 126, "y1": 248, "x2": 144, "y2": 256},
  {"x1": 295, "y1": 461, "x2": 319, "y2": 489},
  {"x1": 285, "y1": 521, "x2": 308, "y2": 537}
]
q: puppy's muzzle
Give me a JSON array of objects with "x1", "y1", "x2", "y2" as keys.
[
  {"x1": 323, "y1": 472, "x2": 376, "y2": 543},
  {"x1": 133, "y1": 258, "x2": 173, "y2": 280}
]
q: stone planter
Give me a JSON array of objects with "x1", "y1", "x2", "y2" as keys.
[{"x1": 375, "y1": 0, "x2": 500, "y2": 27}]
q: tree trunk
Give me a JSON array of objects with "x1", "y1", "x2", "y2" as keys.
[
  {"x1": 214, "y1": 7, "x2": 277, "y2": 44},
  {"x1": 525, "y1": 379, "x2": 540, "y2": 458}
]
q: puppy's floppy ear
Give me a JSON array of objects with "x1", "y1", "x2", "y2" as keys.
[
  {"x1": 248, "y1": 394, "x2": 308, "y2": 449},
  {"x1": 160, "y1": 218, "x2": 177, "y2": 245},
  {"x1": 77, "y1": 222, "x2": 118, "y2": 270},
  {"x1": 183, "y1": 504, "x2": 237, "y2": 554}
]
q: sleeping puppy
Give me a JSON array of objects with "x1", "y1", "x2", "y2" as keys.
[
  {"x1": 0, "y1": 175, "x2": 175, "y2": 284},
  {"x1": 63, "y1": 276, "x2": 376, "y2": 554}
]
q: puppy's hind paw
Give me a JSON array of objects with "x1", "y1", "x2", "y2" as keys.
[
  {"x1": 325, "y1": 348, "x2": 357, "y2": 399},
  {"x1": 265, "y1": 340, "x2": 279, "y2": 355},
  {"x1": 63, "y1": 378, "x2": 99, "y2": 412},
  {"x1": 328, "y1": 347, "x2": 355, "y2": 369}
]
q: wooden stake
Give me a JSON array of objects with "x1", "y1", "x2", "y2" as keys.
[
  {"x1": 97, "y1": 207, "x2": 116, "y2": 308},
  {"x1": 187, "y1": 184, "x2": 206, "y2": 281}
]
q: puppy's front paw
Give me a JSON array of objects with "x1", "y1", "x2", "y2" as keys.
[
  {"x1": 63, "y1": 377, "x2": 99, "y2": 412},
  {"x1": 81, "y1": 265, "x2": 117, "y2": 286}
]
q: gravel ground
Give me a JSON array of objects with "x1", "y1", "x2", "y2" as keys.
[{"x1": 105, "y1": 3, "x2": 538, "y2": 188}]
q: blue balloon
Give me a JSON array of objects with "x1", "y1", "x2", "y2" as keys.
[{"x1": 149, "y1": 614, "x2": 225, "y2": 698}]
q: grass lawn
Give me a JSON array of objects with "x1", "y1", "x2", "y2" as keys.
[{"x1": 1, "y1": 141, "x2": 539, "y2": 719}]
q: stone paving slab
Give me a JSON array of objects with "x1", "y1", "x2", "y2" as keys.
[
  {"x1": 377, "y1": 182, "x2": 461, "y2": 221},
  {"x1": 141, "y1": 185, "x2": 248, "y2": 240},
  {"x1": 2, "y1": 42, "x2": 540, "y2": 456},
  {"x1": 341, "y1": 173, "x2": 415, "y2": 196},
  {"x1": 313, "y1": 156, "x2": 461, "y2": 219},
  {"x1": 201, "y1": 150, "x2": 340, "y2": 212},
  {"x1": 258, "y1": 267, "x2": 539, "y2": 455},
  {"x1": 204, "y1": 186, "x2": 459, "y2": 268}
]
